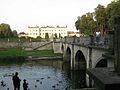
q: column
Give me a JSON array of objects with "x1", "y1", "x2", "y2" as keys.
[{"x1": 114, "y1": 16, "x2": 120, "y2": 73}]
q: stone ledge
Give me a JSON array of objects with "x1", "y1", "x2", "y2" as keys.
[
  {"x1": 87, "y1": 68, "x2": 120, "y2": 90},
  {"x1": 26, "y1": 56, "x2": 63, "y2": 61},
  {"x1": 102, "y1": 54, "x2": 114, "y2": 59}
]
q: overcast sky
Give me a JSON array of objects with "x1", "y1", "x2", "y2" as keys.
[{"x1": 0, "y1": 0, "x2": 113, "y2": 33}]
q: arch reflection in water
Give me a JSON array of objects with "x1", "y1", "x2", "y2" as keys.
[{"x1": 62, "y1": 62, "x2": 87, "y2": 89}]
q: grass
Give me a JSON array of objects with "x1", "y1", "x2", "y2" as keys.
[
  {"x1": 26, "y1": 49, "x2": 62, "y2": 57},
  {"x1": 0, "y1": 48, "x2": 62, "y2": 64},
  {"x1": 0, "y1": 48, "x2": 26, "y2": 57},
  {"x1": 0, "y1": 48, "x2": 62, "y2": 58}
]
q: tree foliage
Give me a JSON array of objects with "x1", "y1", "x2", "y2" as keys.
[
  {"x1": 59, "y1": 33, "x2": 62, "y2": 38},
  {"x1": 45, "y1": 33, "x2": 49, "y2": 39},
  {"x1": 75, "y1": 0, "x2": 120, "y2": 36},
  {"x1": 106, "y1": 1, "x2": 120, "y2": 30},
  {"x1": 0, "y1": 23, "x2": 13, "y2": 38},
  {"x1": 54, "y1": 33, "x2": 57, "y2": 38},
  {"x1": 36, "y1": 36, "x2": 42, "y2": 39},
  {"x1": 94, "y1": 4, "x2": 106, "y2": 35},
  {"x1": 12, "y1": 30, "x2": 18, "y2": 37},
  {"x1": 75, "y1": 13, "x2": 96, "y2": 35},
  {"x1": 75, "y1": 16, "x2": 81, "y2": 31}
]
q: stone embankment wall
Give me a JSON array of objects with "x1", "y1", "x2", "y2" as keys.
[
  {"x1": 0, "y1": 41, "x2": 53, "y2": 50},
  {"x1": 0, "y1": 42, "x2": 19, "y2": 48},
  {"x1": 53, "y1": 42, "x2": 62, "y2": 53}
]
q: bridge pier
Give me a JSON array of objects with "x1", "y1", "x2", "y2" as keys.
[
  {"x1": 88, "y1": 48, "x2": 93, "y2": 88},
  {"x1": 71, "y1": 44, "x2": 75, "y2": 70}
]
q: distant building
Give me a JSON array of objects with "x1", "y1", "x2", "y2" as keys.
[
  {"x1": 27, "y1": 26, "x2": 40, "y2": 38},
  {"x1": 18, "y1": 32, "x2": 28, "y2": 38},
  {"x1": 27, "y1": 26, "x2": 68, "y2": 38}
]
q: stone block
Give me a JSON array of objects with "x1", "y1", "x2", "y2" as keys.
[{"x1": 87, "y1": 68, "x2": 120, "y2": 90}]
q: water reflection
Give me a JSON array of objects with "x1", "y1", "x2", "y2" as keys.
[
  {"x1": 0, "y1": 60, "x2": 86, "y2": 90},
  {"x1": 62, "y1": 62, "x2": 86, "y2": 89}
]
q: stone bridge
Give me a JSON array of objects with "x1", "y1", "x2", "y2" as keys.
[{"x1": 53, "y1": 34, "x2": 114, "y2": 87}]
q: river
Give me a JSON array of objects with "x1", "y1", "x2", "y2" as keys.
[{"x1": 0, "y1": 60, "x2": 86, "y2": 90}]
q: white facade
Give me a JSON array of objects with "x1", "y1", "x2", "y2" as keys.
[
  {"x1": 27, "y1": 26, "x2": 68, "y2": 38},
  {"x1": 27, "y1": 26, "x2": 40, "y2": 38}
]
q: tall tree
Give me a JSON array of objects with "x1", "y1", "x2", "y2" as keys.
[
  {"x1": 85, "y1": 12, "x2": 96, "y2": 35},
  {"x1": 12, "y1": 30, "x2": 18, "y2": 37},
  {"x1": 54, "y1": 33, "x2": 57, "y2": 38},
  {"x1": 105, "y1": 0, "x2": 120, "y2": 30},
  {"x1": 0, "y1": 23, "x2": 13, "y2": 38},
  {"x1": 75, "y1": 0, "x2": 120, "y2": 36},
  {"x1": 94, "y1": 4, "x2": 106, "y2": 35},
  {"x1": 75, "y1": 16, "x2": 81, "y2": 31},
  {"x1": 45, "y1": 33, "x2": 49, "y2": 39},
  {"x1": 0, "y1": 31, "x2": 4, "y2": 38},
  {"x1": 75, "y1": 13, "x2": 96, "y2": 35},
  {"x1": 59, "y1": 33, "x2": 62, "y2": 38}
]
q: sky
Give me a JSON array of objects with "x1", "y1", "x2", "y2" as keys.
[{"x1": 0, "y1": 0, "x2": 113, "y2": 33}]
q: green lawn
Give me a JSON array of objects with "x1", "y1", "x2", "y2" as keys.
[
  {"x1": 26, "y1": 50, "x2": 62, "y2": 57},
  {"x1": 0, "y1": 48, "x2": 26, "y2": 57},
  {"x1": 0, "y1": 48, "x2": 62, "y2": 58},
  {"x1": 0, "y1": 48, "x2": 62, "y2": 64}
]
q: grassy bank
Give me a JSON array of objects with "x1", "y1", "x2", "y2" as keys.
[
  {"x1": 0, "y1": 48, "x2": 63, "y2": 64},
  {"x1": 0, "y1": 48, "x2": 62, "y2": 57},
  {"x1": 0, "y1": 48, "x2": 26, "y2": 57},
  {"x1": 26, "y1": 49, "x2": 62, "y2": 57}
]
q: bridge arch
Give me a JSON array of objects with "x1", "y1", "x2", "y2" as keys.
[
  {"x1": 75, "y1": 50, "x2": 86, "y2": 70},
  {"x1": 63, "y1": 46, "x2": 71, "y2": 63},
  {"x1": 95, "y1": 57, "x2": 107, "y2": 68},
  {"x1": 66, "y1": 47, "x2": 71, "y2": 62},
  {"x1": 74, "y1": 50, "x2": 87, "y2": 88}
]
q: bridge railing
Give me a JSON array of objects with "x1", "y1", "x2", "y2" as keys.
[
  {"x1": 61, "y1": 36, "x2": 111, "y2": 48},
  {"x1": 74, "y1": 36, "x2": 91, "y2": 45}
]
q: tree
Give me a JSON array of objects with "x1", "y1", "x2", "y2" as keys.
[
  {"x1": 0, "y1": 23, "x2": 13, "y2": 38},
  {"x1": 75, "y1": 16, "x2": 81, "y2": 31},
  {"x1": 86, "y1": 13, "x2": 97, "y2": 35},
  {"x1": 36, "y1": 36, "x2": 42, "y2": 39},
  {"x1": 59, "y1": 33, "x2": 62, "y2": 38},
  {"x1": 54, "y1": 33, "x2": 57, "y2": 38},
  {"x1": 105, "y1": 0, "x2": 120, "y2": 30},
  {"x1": 94, "y1": 4, "x2": 106, "y2": 35},
  {"x1": 79, "y1": 14, "x2": 87, "y2": 34},
  {"x1": 75, "y1": 13, "x2": 96, "y2": 35},
  {"x1": 75, "y1": 0, "x2": 120, "y2": 36},
  {"x1": 45, "y1": 33, "x2": 49, "y2": 39},
  {"x1": 12, "y1": 30, "x2": 18, "y2": 37},
  {"x1": 0, "y1": 31, "x2": 4, "y2": 38}
]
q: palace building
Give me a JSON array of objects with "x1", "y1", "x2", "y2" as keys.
[{"x1": 27, "y1": 26, "x2": 68, "y2": 38}]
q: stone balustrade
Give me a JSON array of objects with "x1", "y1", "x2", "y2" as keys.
[{"x1": 60, "y1": 35, "x2": 111, "y2": 49}]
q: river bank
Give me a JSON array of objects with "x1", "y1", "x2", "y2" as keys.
[
  {"x1": 26, "y1": 56, "x2": 63, "y2": 61},
  {"x1": 0, "y1": 48, "x2": 63, "y2": 63}
]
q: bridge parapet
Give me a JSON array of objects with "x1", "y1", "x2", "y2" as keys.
[
  {"x1": 75, "y1": 36, "x2": 91, "y2": 45},
  {"x1": 61, "y1": 36, "x2": 111, "y2": 49}
]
